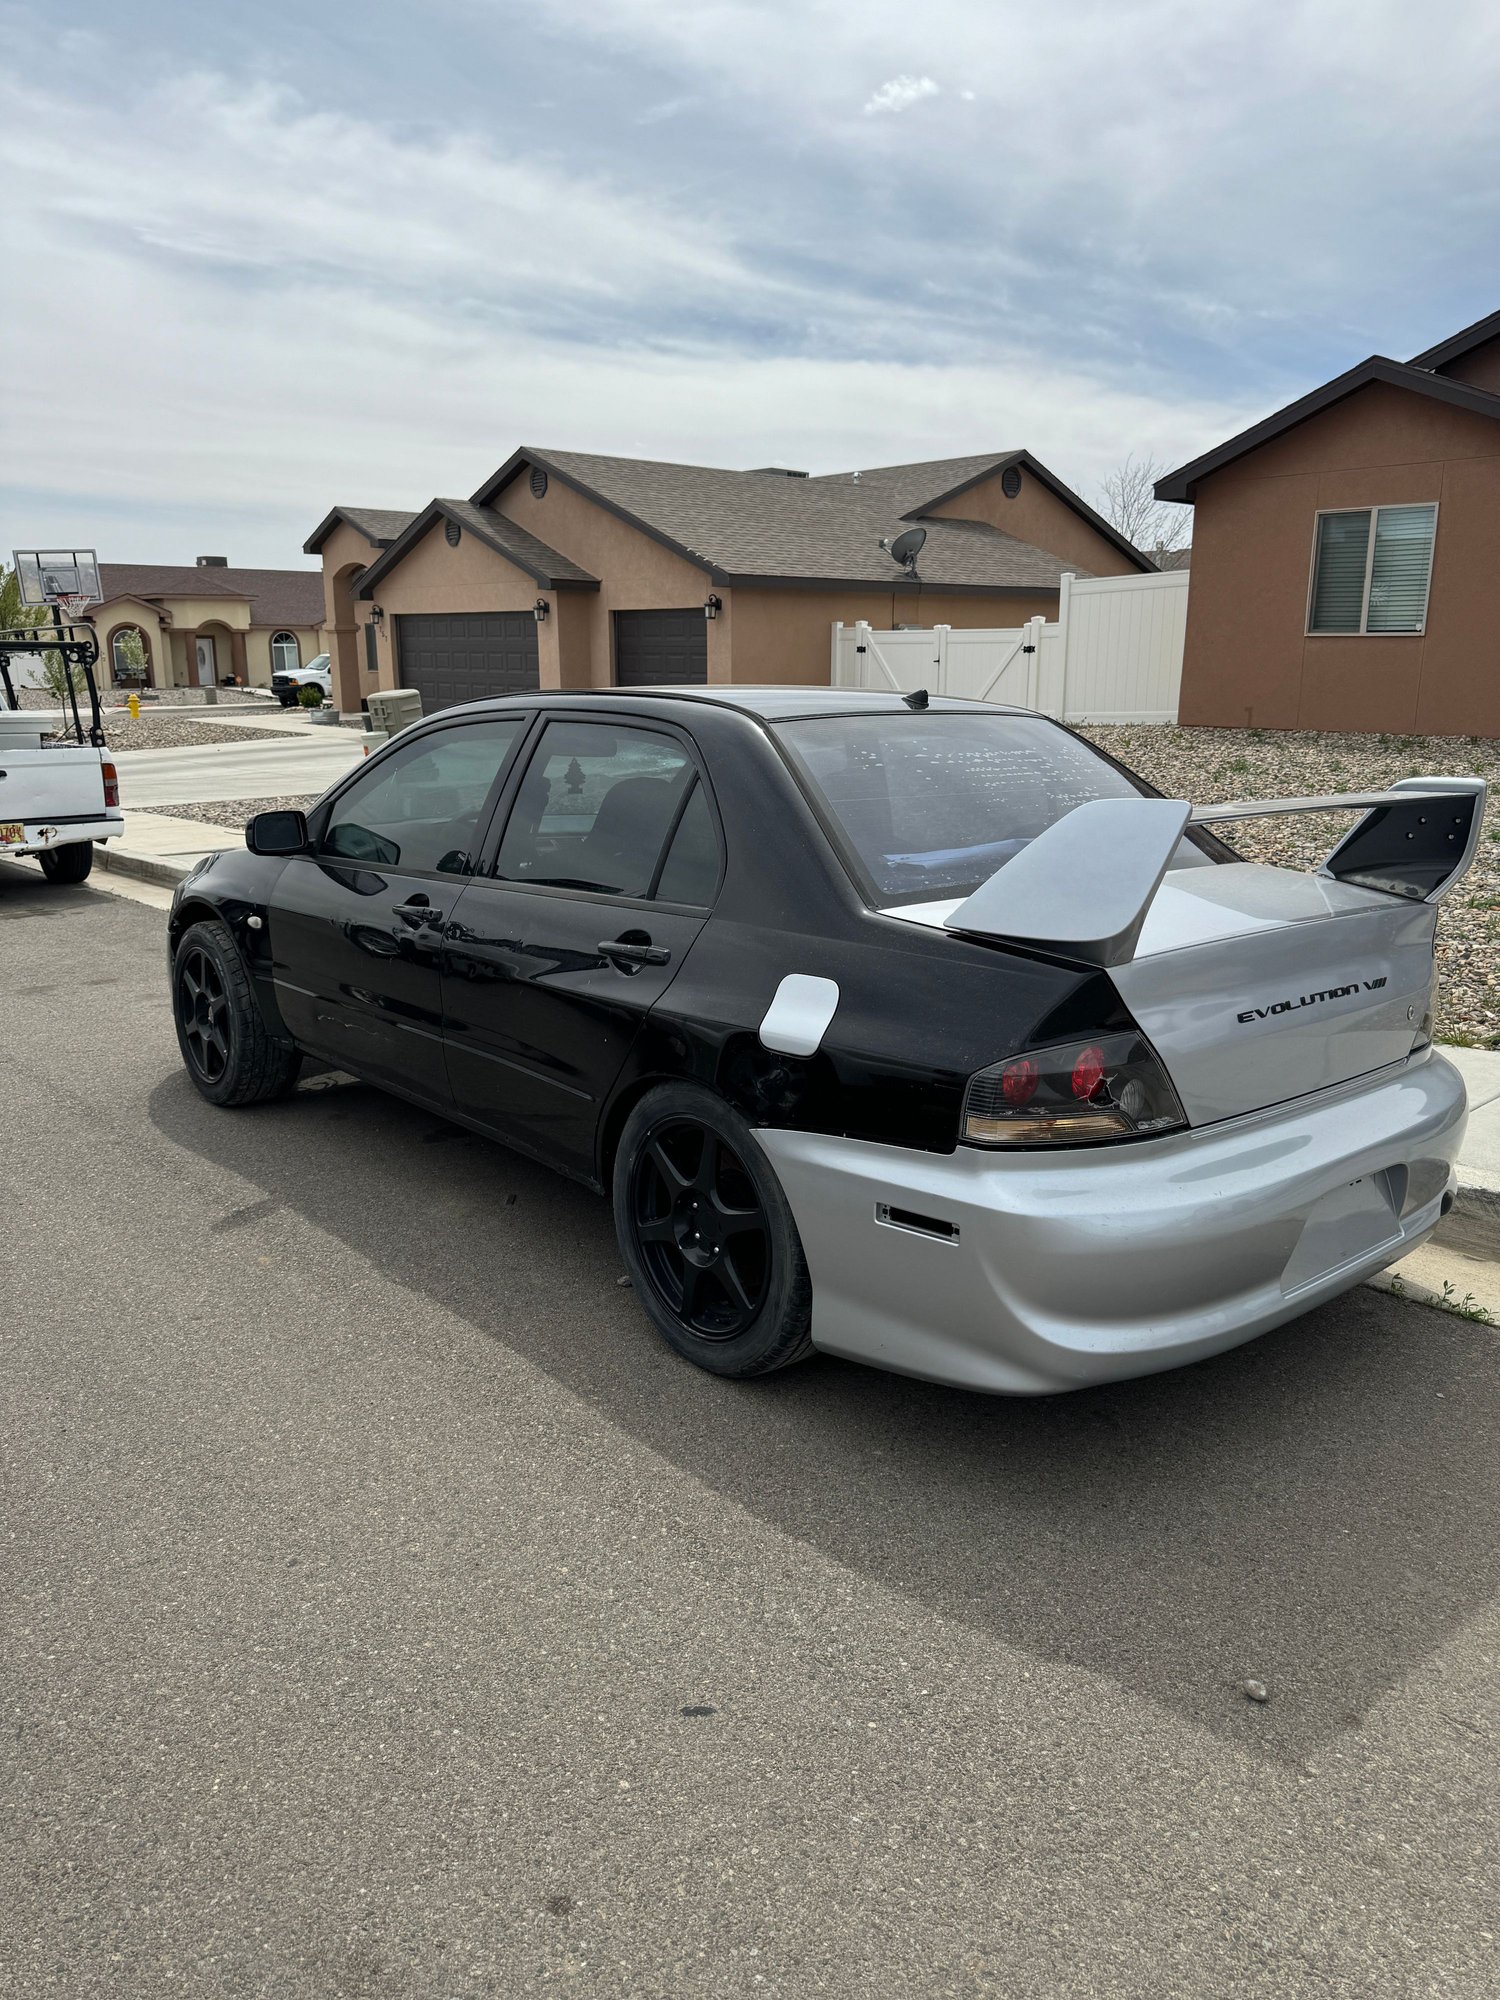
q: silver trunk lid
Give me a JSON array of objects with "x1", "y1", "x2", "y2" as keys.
[{"x1": 1110, "y1": 863, "x2": 1435, "y2": 1124}]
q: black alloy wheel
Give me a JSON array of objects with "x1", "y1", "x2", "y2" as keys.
[
  {"x1": 613, "y1": 1082, "x2": 814, "y2": 1378},
  {"x1": 632, "y1": 1118, "x2": 770, "y2": 1338},
  {"x1": 177, "y1": 943, "x2": 232, "y2": 1085},
  {"x1": 171, "y1": 918, "x2": 301, "y2": 1107}
]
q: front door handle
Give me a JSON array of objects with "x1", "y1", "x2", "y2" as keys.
[
  {"x1": 395, "y1": 896, "x2": 444, "y2": 927},
  {"x1": 598, "y1": 937, "x2": 671, "y2": 967}
]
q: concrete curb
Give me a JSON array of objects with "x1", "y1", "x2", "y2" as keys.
[{"x1": 96, "y1": 843, "x2": 195, "y2": 891}]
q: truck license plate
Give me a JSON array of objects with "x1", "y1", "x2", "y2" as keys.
[{"x1": 0, "y1": 822, "x2": 25, "y2": 845}]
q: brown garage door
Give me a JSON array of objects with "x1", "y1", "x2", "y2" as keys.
[
  {"x1": 613, "y1": 610, "x2": 707, "y2": 687},
  {"x1": 394, "y1": 612, "x2": 540, "y2": 711}
]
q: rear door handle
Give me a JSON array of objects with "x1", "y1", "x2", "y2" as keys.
[{"x1": 598, "y1": 938, "x2": 670, "y2": 967}]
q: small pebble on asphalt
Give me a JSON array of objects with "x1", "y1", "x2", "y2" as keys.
[{"x1": 1242, "y1": 1679, "x2": 1270, "y2": 1703}]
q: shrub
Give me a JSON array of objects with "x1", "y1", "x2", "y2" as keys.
[{"x1": 297, "y1": 683, "x2": 324, "y2": 708}]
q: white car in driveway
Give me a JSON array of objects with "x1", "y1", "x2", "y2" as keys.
[
  {"x1": 0, "y1": 704, "x2": 121, "y2": 882},
  {"x1": 271, "y1": 652, "x2": 333, "y2": 707}
]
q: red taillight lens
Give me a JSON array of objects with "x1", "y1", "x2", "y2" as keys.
[
  {"x1": 102, "y1": 760, "x2": 120, "y2": 808},
  {"x1": 1001, "y1": 1057, "x2": 1039, "y2": 1106},
  {"x1": 962, "y1": 1032, "x2": 1186, "y2": 1148},
  {"x1": 1071, "y1": 1044, "x2": 1106, "y2": 1100}
]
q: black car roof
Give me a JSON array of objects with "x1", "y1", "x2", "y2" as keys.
[{"x1": 418, "y1": 686, "x2": 1028, "y2": 725}]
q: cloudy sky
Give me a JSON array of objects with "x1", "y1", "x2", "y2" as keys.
[{"x1": 6, "y1": 0, "x2": 1500, "y2": 567}]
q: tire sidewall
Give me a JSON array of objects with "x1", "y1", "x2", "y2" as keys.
[
  {"x1": 613, "y1": 1082, "x2": 812, "y2": 1377},
  {"x1": 172, "y1": 921, "x2": 258, "y2": 1105}
]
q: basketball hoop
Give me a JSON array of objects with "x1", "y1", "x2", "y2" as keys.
[{"x1": 56, "y1": 593, "x2": 94, "y2": 624}]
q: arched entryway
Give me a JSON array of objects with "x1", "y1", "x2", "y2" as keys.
[{"x1": 105, "y1": 622, "x2": 154, "y2": 689}]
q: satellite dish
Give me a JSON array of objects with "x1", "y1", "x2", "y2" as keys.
[{"x1": 880, "y1": 525, "x2": 927, "y2": 572}]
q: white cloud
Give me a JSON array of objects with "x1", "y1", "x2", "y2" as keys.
[{"x1": 863, "y1": 75, "x2": 941, "y2": 116}]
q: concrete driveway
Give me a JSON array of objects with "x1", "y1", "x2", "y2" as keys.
[
  {"x1": 114, "y1": 733, "x2": 364, "y2": 807},
  {"x1": 3, "y1": 862, "x2": 1498, "y2": 1999}
]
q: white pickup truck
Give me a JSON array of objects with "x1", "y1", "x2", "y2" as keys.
[
  {"x1": 0, "y1": 703, "x2": 122, "y2": 883},
  {"x1": 271, "y1": 651, "x2": 333, "y2": 707}
]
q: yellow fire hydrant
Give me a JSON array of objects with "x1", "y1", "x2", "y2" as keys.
[{"x1": 128, "y1": 692, "x2": 141, "y2": 719}]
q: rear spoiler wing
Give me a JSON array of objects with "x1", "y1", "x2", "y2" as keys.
[{"x1": 944, "y1": 775, "x2": 1487, "y2": 967}]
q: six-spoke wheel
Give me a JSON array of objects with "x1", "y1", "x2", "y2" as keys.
[
  {"x1": 171, "y1": 919, "x2": 301, "y2": 1107},
  {"x1": 614, "y1": 1082, "x2": 813, "y2": 1377}
]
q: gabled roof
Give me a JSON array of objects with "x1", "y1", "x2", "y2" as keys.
[
  {"x1": 355, "y1": 498, "x2": 600, "y2": 598},
  {"x1": 811, "y1": 449, "x2": 1154, "y2": 571},
  {"x1": 96, "y1": 564, "x2": 326, "y2": 627},
  {"x1": 1408, "y1": 307, "x2": 1500, "y2": 372},
  {"x1": 471, "y1": 447, "x2": 1124, "y2": 593},
  {"x1": 1154, "y1": 355, "x2": 1500, "y2": 503},
  {"x1": 303, "y1": 505, "x2": 419, "y2": 555}
]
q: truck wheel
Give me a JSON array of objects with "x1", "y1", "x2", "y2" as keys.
[
  {"x1": 613, "y1": 1082, "x2": 814, "y2": 1379},
  {"x1": 39, "y1": 842, "x2": 94, "y2": 883},
  {"x1": 172, "y1": 918, "x2": 301, "y2": 1106}
]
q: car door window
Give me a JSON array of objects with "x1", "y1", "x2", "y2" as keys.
[
  {"x1": 494, "y1": 722, "x2": 693, "y2": 897},
  {"x1": 321, "y1": 720, "x2": 523, "y2": 875},
  {"x1": 653, "y1": 779, "x2": 720, "y2": 906}
]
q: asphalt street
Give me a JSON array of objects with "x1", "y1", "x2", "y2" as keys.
[
  {"x1": 114, "y1": 736, "x2": 364, "y2": 807},
  {"x1": 3, "y1": 858, "x2": 1498, "y2": 1998}
]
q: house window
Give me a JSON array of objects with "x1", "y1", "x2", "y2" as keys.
[
  {"x1": 270, "y1": 631, "x2": 301, "y2": 673},
  {"x1": 1308, "y1": 504, "x2": 1437, "y2": 635}
]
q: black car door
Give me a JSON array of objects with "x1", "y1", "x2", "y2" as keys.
[
  {"x1": 441, "y1": 716, "x2": 723, "y2": 1177},
  {"x1": 267, "y1": 716, "x2": 528, "y2": 1100}
]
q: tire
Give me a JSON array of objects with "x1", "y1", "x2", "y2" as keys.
[
  {"x1": 277, "y1": 693, "x2": 296, "y2": 708},
  {"x1": 38, "y1": 842, "x2": 94, "y2": 883},
  {"x1": 172, "y1": 918, "x2": 301, "y2": 1107},
  {"x1": 613, "y1": 1081, "x2": 814, "y2": 1379}
]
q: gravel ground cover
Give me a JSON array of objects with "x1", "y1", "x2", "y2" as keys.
[
  {"x1": 136, "y1": 795, "x2": 321, "y2": 831},
  {"x1": 9, "y1": 685, "x2": 271, "y2": 710},
  {"x1": 1079, "y1": 724, "x2": 1500, "y2": 1047},
  {"x1": 101, "y1": 713, "x2": 293, "y2": 751}
]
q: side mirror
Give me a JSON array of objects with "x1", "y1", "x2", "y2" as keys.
[{"x1": 245, "y1": 809, "x2": 309, "y2": 856}]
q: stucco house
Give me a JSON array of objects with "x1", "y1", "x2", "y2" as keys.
[
  {"x1": 306, "y1": 449, "x2": 1153, "y2": 714},
  {"x1": 89, "y1": 557, "x2": 326, "y2": 691},
  {"x1": 1158, "y1": 308, "x2": 1500, "y2": 736}
]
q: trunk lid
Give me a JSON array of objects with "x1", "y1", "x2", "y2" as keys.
[{"x1": 1109, "y1": 862, "x2": 1435, "y2": 1124}]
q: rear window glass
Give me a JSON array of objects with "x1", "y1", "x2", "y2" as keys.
[{"x1": 776, "y1": 713, "x2": 1163, "y2": 905}]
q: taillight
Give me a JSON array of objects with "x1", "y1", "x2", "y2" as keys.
[
  {"x1": 102, "y1": 760, "x2": 120, "y2": 808},
  {"x1": 962, "y1": 1031, "x2": 1186, "y2": 1147}
]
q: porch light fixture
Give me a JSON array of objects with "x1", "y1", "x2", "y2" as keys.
[
  {"x1": 534, "y1": 597, "x2": 550, "y2": 622},
  {"x1": 369, "y1": 604, "x2": 385, "y2": 626},
  {"x1": 703, "y1": 593, "x2": 722, "y2": 620}
]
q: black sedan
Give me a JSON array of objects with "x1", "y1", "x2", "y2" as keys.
[{"x1": 168, "y1": 688, "x2": 1473, "y2": 1394}]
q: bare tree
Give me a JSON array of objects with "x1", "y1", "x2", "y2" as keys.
[{"x1": 1097, "y1": 452, "x2": 1191, "y2": 564}]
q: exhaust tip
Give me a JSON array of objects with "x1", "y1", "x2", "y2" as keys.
[{"x1": 1440, "y1": 1190, "x2": 1455, "y2": 1217}]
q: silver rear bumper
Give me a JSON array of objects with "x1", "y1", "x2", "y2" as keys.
[{"x1": 755, "y1": 1053, "x2": 1467, "y2": 1395}]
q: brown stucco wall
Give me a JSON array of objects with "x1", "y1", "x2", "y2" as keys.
[
  {"x1": 361, "y1": 521, "x2": 545, "y2": 685},
  {"x1": 495, "y1": 475, "x2": 713, "y2": 686},
  {"x1": 1178, "y1": 380, "x2": 1500, "y2": 736},
  {"x1": 926, "y1": 466, "x2": 1139, "y2": 577},
  {"x1": 1435, "y1": 334, "x2": 1500, "y2": 394}
]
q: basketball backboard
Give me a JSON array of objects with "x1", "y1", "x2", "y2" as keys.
[{"x1": 12, "y1": 548, "x2": 102, "y2": 608}]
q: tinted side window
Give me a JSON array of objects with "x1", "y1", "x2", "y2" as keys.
[
  {"x1": 321, "y1": 720, "x2": 522, "y2": 875},
  {"x1": 654, "y1": 781, "x2": 720, "y2": 906},
  {"x1": 495, "y1": 722, "x2": 693, "y2": 897}
]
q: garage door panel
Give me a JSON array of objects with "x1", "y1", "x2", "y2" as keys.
[
  {"x1": 395, "y1": 612, "x2": 540, "y2": 710},
  {"x1": 614, "y1": 610, "x2": 707, "y2": 687}
]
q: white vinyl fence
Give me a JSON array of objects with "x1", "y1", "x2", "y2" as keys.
[{"x1": 831, "y1": 568, "x2": 1188, "y2": 723}]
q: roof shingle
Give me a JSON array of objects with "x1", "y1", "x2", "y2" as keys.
[
  {"x1": 96, "y1": 565, "x2": 326, "y2": 627},
  {"x1": 488, "y1": 448, "x2": 1096, "y2": 591}
]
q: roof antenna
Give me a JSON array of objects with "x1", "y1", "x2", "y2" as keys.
[
  {"x1": 902, "y1": 687, "x2": 929, "y2": 710},
  {"x1": 879, "y1": 525, "x2": 928, "y2": 575}
]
